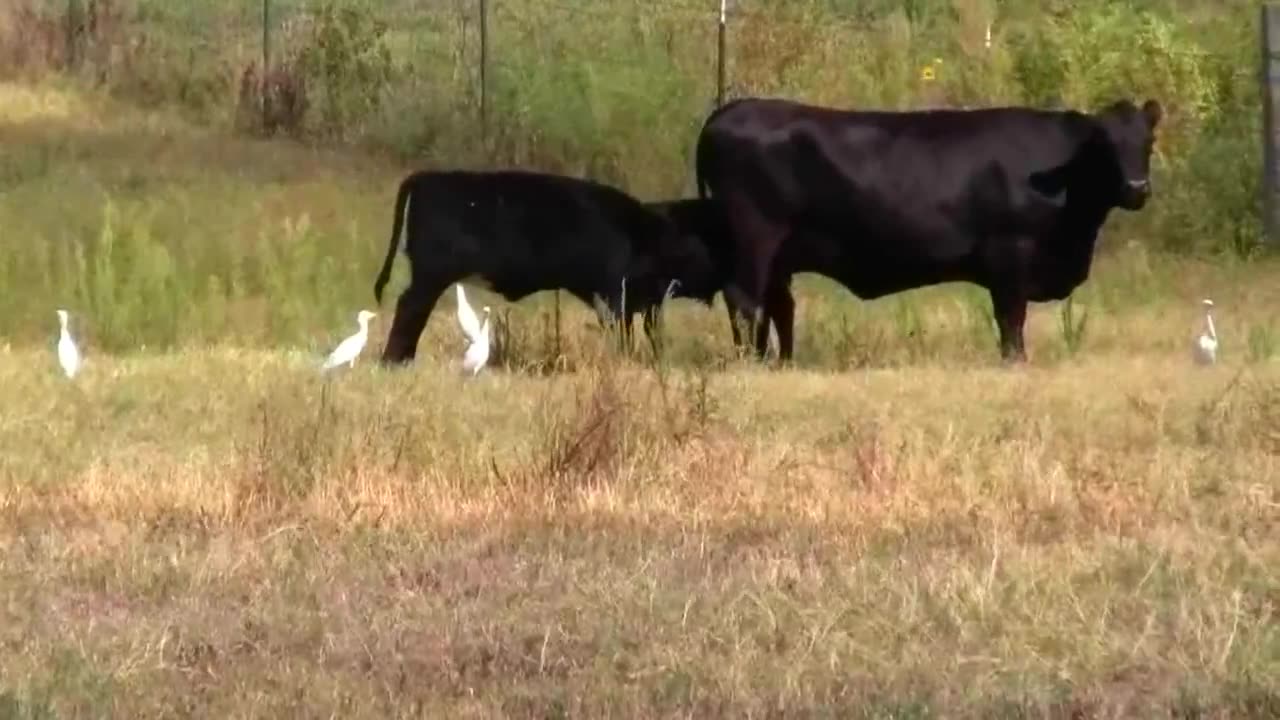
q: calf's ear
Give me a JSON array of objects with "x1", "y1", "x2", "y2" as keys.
[{"x1": 1141, "y1": 99, "x2": 1163, "y2": 128}]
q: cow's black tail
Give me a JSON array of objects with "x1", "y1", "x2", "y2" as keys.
[
  {"x1": 695, "y1": 98, "x2": 739, "y2": 201},
  {"x1": 373, "y1": 175, "x2": 413, "y2": 305}
]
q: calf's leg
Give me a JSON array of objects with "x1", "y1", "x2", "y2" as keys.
[
  {"x1": 723, "y1": 297, "x2": 745, "y2": 348},
  {"x1": 597, "y1": 283, "x2": 637, "y2": 357}
]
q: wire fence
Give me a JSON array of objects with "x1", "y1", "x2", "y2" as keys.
[
  {"x1": 19, "y1": 1, "x2": 1258, "y2": 127},
  {"x1": 29, "y1": 0, "x2": 916, "y2": 139}
]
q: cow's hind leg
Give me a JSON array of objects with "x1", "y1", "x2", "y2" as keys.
[
  {"x1": 380, "y1": 280, "x2": 447, "y2": 365},
  {"x1": 722, "y1": 194, "x2": 787, "y2": 362},
  {"x1": 751, "y1": 308, "x2": 773, "y2": 360}
]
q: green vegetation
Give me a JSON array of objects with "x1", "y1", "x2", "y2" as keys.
[
  {"x1": 1, "y1": 0, "x2": 1279, "y2": 716},
  {"x1": 0, "y1": 0, "x2": 1273, "y2": 352}
]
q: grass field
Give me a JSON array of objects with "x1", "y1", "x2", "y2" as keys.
[{"x1": 3, "y1": 70, "x2": 1280, "y2": 717}]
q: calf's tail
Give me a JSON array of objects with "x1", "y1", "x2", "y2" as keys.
[{"x1": 373, "y1": 176, "x2": 413, "y2": 305}]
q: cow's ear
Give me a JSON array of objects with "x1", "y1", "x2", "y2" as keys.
[{"x1": 1141, "y1": 99, "x2": 1163, "y2": 128}]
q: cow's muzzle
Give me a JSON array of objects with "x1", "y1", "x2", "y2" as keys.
[{"x1": 1121, "y1": 178, "x2": 1152, "y2": 209}]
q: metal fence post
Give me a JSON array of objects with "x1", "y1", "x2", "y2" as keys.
[
  {"x1": 479, "y1": 0, "x2": 489, "y2": 145},
  {"x1": 262, "y1": 0, "x2": 271, "y2": 132},
  {"x1": 65, "y1": 0, "x2": 85, "y2": 70},
  {"x1": 716, "y1": 0, "x2": 727, "y2": 107},
  {"x1": 1263, "y1": 4, "x2": 1280, "y2": 245}
]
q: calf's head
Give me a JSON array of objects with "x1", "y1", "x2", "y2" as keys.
[{"x1": 643, "y1": 198, "x2": 733, "y2": 305}]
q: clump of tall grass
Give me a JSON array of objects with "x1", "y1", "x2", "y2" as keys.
[
  {"x1": 1059, "y1": 295, "x2": 1091, "y2": 357},
  {"x1": 0, "y1": 194, "x2": 380, "y2": 351}
]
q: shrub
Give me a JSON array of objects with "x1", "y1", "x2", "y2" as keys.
[{"x1": 293, "y1": 0, "x2": 393, "y2": 140}]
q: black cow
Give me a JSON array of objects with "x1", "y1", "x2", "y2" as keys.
[
  {"x1": 694, "y1": 96, "x2": 1164, "y2": 362},
  {"x1": 644, "y1": 197, "x2": 790, "y2": 356},
  {"x1": 372, "y1": 169, "x2": 717, "y2": 365}
]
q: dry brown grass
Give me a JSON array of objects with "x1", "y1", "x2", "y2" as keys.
[{"x1": 0, "y1": 337, "x2": 1277, "y2": 716}]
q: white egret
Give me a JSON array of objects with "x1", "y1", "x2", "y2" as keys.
[
  {"x1": 455, "y1": 284, "x2": 491, "y2": 376},
  {"x1": 321, "y1": 310, "x2": 376, "y2": 372},
  {"x1": 55, "y1": 309, "x2": 80, "y2": 379},
  {"x1": 1192, "y1": 298, "x2": 1217, "y2": 366}
]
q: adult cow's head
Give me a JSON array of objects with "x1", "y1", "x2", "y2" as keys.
[
  {"x1": 1092, "y1": 98, "x2": 1163, "y2": 210},
  {"x1": 1030, "y1": 98, "x2": 1163, "y2": 214}
]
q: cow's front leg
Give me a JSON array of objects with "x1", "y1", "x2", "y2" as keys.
[
  {"x1": 764, "y1": 277, "x2": 796, "y2": 363},
  {"x1": 723, "y1": 294, "x2": 747, "y2": 351},
  {"x1": 990, "y1": 286, "x2": 1029, "y2": 363}
]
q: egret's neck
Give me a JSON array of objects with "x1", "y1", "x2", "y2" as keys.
[{"x1": 1205, "y1": 311, "x2": 1216, "y2": 340}]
